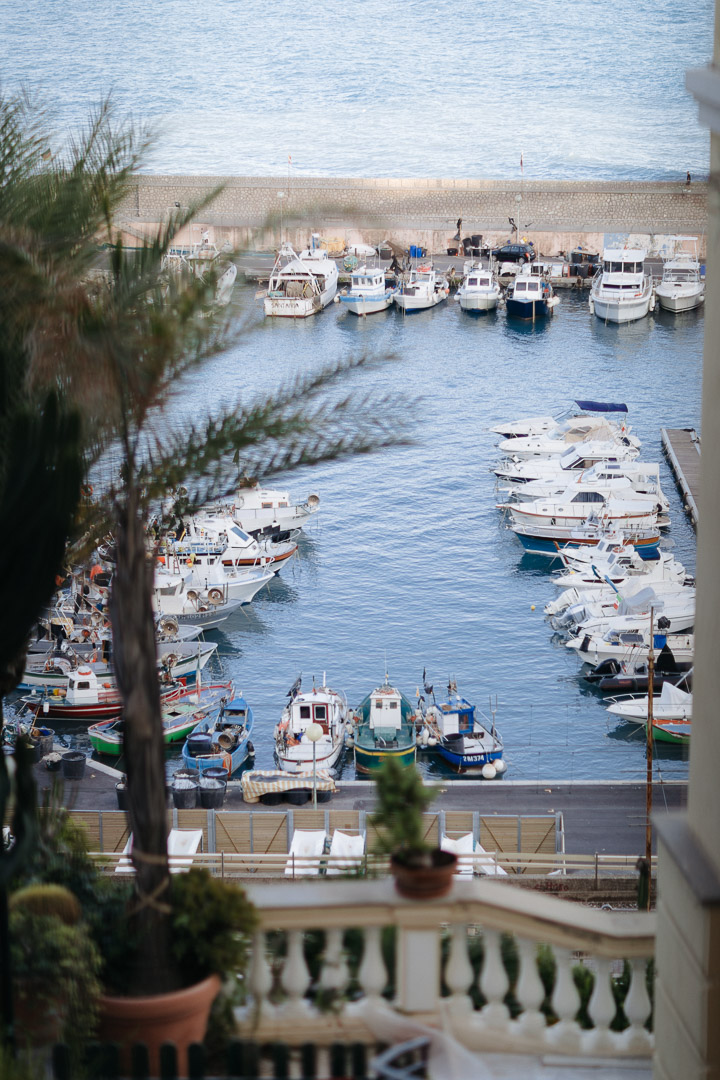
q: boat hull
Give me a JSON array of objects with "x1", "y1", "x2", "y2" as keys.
[
  {"x1": 264, "y1": 280, "x2": 337, "y2": 318},
  {"x1": 656, "y1": 287, "x2": 704, "y2": 313},
  {"x1": 435, "y1": 744, "x2": 504, "y2": 772},
  {"x1": 274, "y1": 736, "x2": 345, "y2": 774},
  {"x1": 394, "y1": 291, "x2": 448, "y2": 312},
  {"x1": 339, "y1": 294, "x2": 394, "y2": 315},
  {"x1": 506, "y1": 297, "x2": 551, "y2": 320},
  {"x1": 354, "y1": 741, "x2": 416, "y2": 773},
  {"x1": 591, "y1": 294, "x2": 652, "y2": 323},
  {"x1": 458, "y1": 292, "x2": 499, "y2": 312},
  {"x1": 512, "y1": 529, "x2": 660, "y2": 558}
]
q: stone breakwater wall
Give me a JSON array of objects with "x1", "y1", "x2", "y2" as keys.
[{"x1": 117, "y1": 176, "x2": 708, "y2": 256}]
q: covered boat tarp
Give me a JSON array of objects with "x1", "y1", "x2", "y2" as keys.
[
  {"x1": 658, "y1": 682, "x2": 693, "y2": 707},
  {"x1": 575, "y1": 400, "x2": 628, "y2": 413},
  {"x1": 240, "y1": 768, "x2": 336, "y2": 803},
  {"x1": 617, "y1": 587, "x2": 664, "y2": 615}
]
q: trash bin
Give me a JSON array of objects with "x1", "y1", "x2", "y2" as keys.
[
  {"x1": 116, "y1": 781, "x2": 128, "y2": 811},
  {"x1": 61, "y1": 751, "x2": 86, "y2": 781},
  {"x1": 199, "y1": 777, "x2": 226, "y2": 809},
  {"x1": 31, "y1": 727, "x2": 55, "y2": 760},
  {"x1": 172, "y1": 779, "x2": 199, "y2": 809}
]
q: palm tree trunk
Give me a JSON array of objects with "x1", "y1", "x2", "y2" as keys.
[{"x1": 110, "y1": 484, "x2": 178, "y2": 994}]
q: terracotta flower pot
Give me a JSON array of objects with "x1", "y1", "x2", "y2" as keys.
[
  {"x1": 390, "y1": 849, "x2": 458, "y2": 899},
  {"x1": 97, "y1": 973, "x2": 221, "y2": 1077}
]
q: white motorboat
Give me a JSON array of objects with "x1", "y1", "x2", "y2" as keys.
[
  {"x1": 547, "y1": 559, "x2": 690, "y2": 613},
  {"x1": 497, "y1": 418, "x2": 638, "y2": 460},
  {"x1": 164, "y1": 233, "x2": 237, "y2": 308},
  {"x1": 490, "y1": 401, "x2": 629, "y2": 440},
  {"x1": 456, "y1": 262, "x2": 501, "y2": 312},
  {"x1": 505, "y1": 270, "x2": 559, "y2": 320},
  {"x1": 152, "y1": 566, "x2": 262, "y2": 626},
  {"x1": 553, "y1": 583, "x2": 695, "y2": 635},
  {"x1": 566, "y1": 628, "x2": 694, "y2": 666},
  {"x1": 589, "y1": 248, "x2": 655, "y2": 323},
  {"x1": 655, "y1": 246, "x2": 705, "y2": 313},
  {"x1": 501, "y1": 462, "x2": 669, "y2": 513},
  {"x1": 551, "y1": 550, "x2": 688, "y2": 592},
  {"x1": 20, "y1": 640, "x2": 218, "y2": 690},
  {"x1": 606, "y1": 682, "x2": 693, "y2": 724},
  {"x1": 500, "y1": 494, "x2": 662, "y2": 534},
  {"x1": 202, "y1": 485, "x2": 320, "y2": 536},
  {"x1": 338, "y1": 266, "x2": 396, "y2": 315},
  {"x1": 274, "y1": 675, "x2": 349, "y2": 774},
  {"x1": 263, "y1": 242, "x2": 338, "y2": 318},
  {"x1": 394, "y1": 265, "x2": 449, "y2": 312},
  {"x1": 176, "y1": 513, "x2": 298, "y2": 571},
  {"x1": 493, "y1": 440, "x2": 641, "y2": 483}
]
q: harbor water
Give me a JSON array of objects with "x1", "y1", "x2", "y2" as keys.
[
  {"x1": 58, "y1": 286, "x2": 701, "y2": 783},
  {"x1": 1, "y1": 0, "x2": 713, "y2": 181}
]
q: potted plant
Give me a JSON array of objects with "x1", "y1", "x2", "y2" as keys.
[
  {"x1": 370, "y1": 759, "x2": 457, "y2": 899},
  {"x1": 95, "y1": 867, "x2": 258, "y2": 1077}
]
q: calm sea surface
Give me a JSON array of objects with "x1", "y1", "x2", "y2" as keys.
[
  {"x1": 53, "y1": 287, "x2": 701, "y2": 782},
  {"x1": 0, "y1": 0, "x2": 713, "y2": 180}
]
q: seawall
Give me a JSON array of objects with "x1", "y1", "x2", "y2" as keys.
[{"x1": 116, "y1": 176, "x2": 708, "y2": 257}]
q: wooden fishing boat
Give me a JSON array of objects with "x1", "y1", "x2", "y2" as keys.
[
  {"x1": 351, "y1": 680, "x2": 417, "y2": 773},
  {"x1": 182, "y1": 693, "x2": 254, "y2": 776},
  {"x1": 421, "y1": 681, "x2": 505, "y2": 776},
  {"x1": 88, "y1": 683, "x2": 234, "y2": 755},
  {"x1": 21, "y1": 667, "x2": 184, "y2": 723}
]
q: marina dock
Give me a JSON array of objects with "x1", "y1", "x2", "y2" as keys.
[{"x1": 661, "y1": 427, "x2": 701, "y2": 527}]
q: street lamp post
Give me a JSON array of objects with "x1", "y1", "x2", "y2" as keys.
[{"x1": 306, "y1": 723, "x2": 324, "y2": 809}]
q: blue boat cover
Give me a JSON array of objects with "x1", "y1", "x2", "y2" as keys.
[{"x1": 575, "y1": 400, "x2": 628, "y2": 413}]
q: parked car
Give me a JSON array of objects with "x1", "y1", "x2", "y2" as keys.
[{"x1": 491, "y1": 243, "x2": 536, "y2": 263}]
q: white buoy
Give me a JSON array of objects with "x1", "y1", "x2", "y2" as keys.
[
  {"x1": 494, "y1": 758, "x2": 507, "y2": 774},
  {"x1": 416, "y1": 734, "x2": 423, "y2": 745},
  {"x1": 482, "y1": 763, "x2": 497, "y2": 780},
  {"x1": 427, "y1": 736, "x2": 437, "y2": 747},
  {"x1": 421, "y1": 728, "x2": 430, "y2": 746},
  {"x1": 43, "y1": 701, "x2": 49, "y2": 714}
]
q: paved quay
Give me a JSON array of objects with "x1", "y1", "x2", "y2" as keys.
[{"x1": 37, "y1": 755, "x2": 686, "y2": 857}]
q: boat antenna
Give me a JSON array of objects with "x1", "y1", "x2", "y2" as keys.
[
  {"x1": 490, "y1": 694, "x2": 497, "y2": 738},
  {"x1": 384, "y1": 650, "x2": 388, "y2": 684}
]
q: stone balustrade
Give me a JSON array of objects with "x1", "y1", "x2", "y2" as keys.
[{"x1": 235, "y1": 878, "x2": 655, "y2": 1061}]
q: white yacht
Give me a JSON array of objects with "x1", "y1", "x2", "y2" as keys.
[
  {"x1": 655, "y1": 246, "x2": 705, "y2": 312},
  {"x1": 590, "y1": 248, "x2": 655, "y2": 323},
  {"x1": 338, "y1": 266, "x2": 396, "y2": 315},
  {"x1": 456, "y1": 261, "x2": 501, "y2": 312},
  {"x1": 496, "y1": 419, "x2": 640, "y2": 460},
  {"x1": 394, "y1": 265, "x2": 449, "y2": 312},
  {"x1": 201, "y1": 485, "x2": 320, "y2": 536},
  {"x1": 263, "y1": 242, "x2": 338, "y2": 317},
  {"x1": 493, "y1": 440, "x2": 641, "y2": 483}
]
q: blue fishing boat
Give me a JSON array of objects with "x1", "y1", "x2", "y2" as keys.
[
  {"x1": 505, "y1": 271, "x2": 558, "y2": 320},
  {"x1": 421, "y1": 680, "x2": 505, "y2": 776},
  {"x1": 182, "y1": 692, "x2": 255, "y2": 776}
]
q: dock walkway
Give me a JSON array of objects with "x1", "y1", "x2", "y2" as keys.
[{"x1": 661, "y1": 427, "x2": 701, "y2": 527}]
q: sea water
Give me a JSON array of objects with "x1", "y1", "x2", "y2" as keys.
[
  {"x1": 78, "y1": 287, "x2": 700, "y2": 782},
  {"x1": 0, "y1": 0, "x2": 713, "y2": 180}
]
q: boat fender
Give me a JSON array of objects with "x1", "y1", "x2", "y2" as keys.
[
  {"x1": 550, "y1": 518, "x2": 556, "y2": 526},
  {"x1": 580, "y1": 635, "x2": 591, "y2": 653},
  {"x1": 482, "y1": 763, "x2": 497, "y2": 780},
  {"x1": 494, "y1": 758, "x2": 506, "y2": 774},
  {"x1": 246, "y1": 740, "x2": 255, "y2": 755}
]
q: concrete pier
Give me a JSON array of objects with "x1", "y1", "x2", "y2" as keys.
[{"x1": 116, "y1": 176, "x2": 708, "y2": 259}]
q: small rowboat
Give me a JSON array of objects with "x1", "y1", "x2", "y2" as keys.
[{"x1": 88, "y1": 682, "x2": 234, "y2": 756}]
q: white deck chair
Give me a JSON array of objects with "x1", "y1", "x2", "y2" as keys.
[
  {"x1": 114, "y1": 829, "x2": 203, "y2": 875},
  {"x1": 474, "y1": 840, "x2": 508, "y2": 877},
  {"x1": 168, "y1": 828, "x2": 203, "y2": 873},
  {"x1": 440, "y1": 833, "x2": 476, "y2": 878},
  {"x1": 326, "y1": 830, "x2": 366, "y2": 875},
  {"x1": 284, "y1": 829, "x2": 327, "y2": 877}
]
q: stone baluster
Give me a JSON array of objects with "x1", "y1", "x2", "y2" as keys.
[
  {"x1": 281, "y1": 929, "x2": 312, "y2": 1019},
  {"x1": 621, "y1": 958, "x2": 654, "y2": 1054},
  {"x1": 548, "y1": 946, "x2": 582, "y2": 1052},
  {"x1": 515, "y1": 937, "x2": 547, "y2": 1038},
  {"x1": 582, "y1": 956, "x2": 618, "y2": 1054},
  {"x1": 247, "y1": 930, "x2": 274, "y2": 1015},
  {"x1": 443, "y1": 924, "x2": 475, "y2": 1016},
  {"x1": 320, "y1": 928, "x2": 349, "y2": 999},
  {"x1": 358, "y1": 925, "x2": 387, "y2": 1003},
  {"x1": 479, "y1": 928, "x2": 510, "y2": 1029}
]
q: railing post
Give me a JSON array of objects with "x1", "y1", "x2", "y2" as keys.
[{"x1": 396, "y1": 926, "x2": 441, "y2": 1015}]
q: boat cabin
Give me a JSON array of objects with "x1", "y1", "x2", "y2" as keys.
[
  {"x1": 288, "y1": 693, "x2": 332, "y2": 735},
  {"x1": 435, "y1": 700, "x2": 475, "y2": 736},
  {"x1": 600, "y1": 249, "x2": 647, "y2": 291},
  {"x1": 219, "y1": 698, "x2": 249, "y2": 729},
  {"x1": 65, "y1": 667, "x2": 101, "y2": 705},
  {"x1": 512, "y1": 279, "x2": 544, "y2": 298},
  {"x1": 350, "y1": 269, "x2": 385, "y2": 292},
  {"x1": 465, "y1": 272, "x2": 494, "y2": 288},
  {"x1": 369, "y1": 685, "x2": 403, "y2": 732}
]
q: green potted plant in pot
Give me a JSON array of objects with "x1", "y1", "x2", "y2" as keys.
[{"x1": 370, "y1": 759, "x2": 457, "y2": 899}]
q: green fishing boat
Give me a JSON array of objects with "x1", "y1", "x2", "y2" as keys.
[
  {"x1": 88, "y1": 682, "x2": 233, "y2": 756},
  {"x1": 351, "y1": 680, "x2": 418, "y2": 774}
]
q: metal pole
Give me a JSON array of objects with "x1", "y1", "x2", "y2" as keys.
[
  {"x1": 312, "y1": 738, "x2": 317, "y2": 811},
  {"x1": 645, "y1": 608, "x2": 655, "y2": 891}
]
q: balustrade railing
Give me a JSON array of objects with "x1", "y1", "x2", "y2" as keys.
[{"x1": 235, "y1": 878, "x2": 655, "y2": 1061}]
